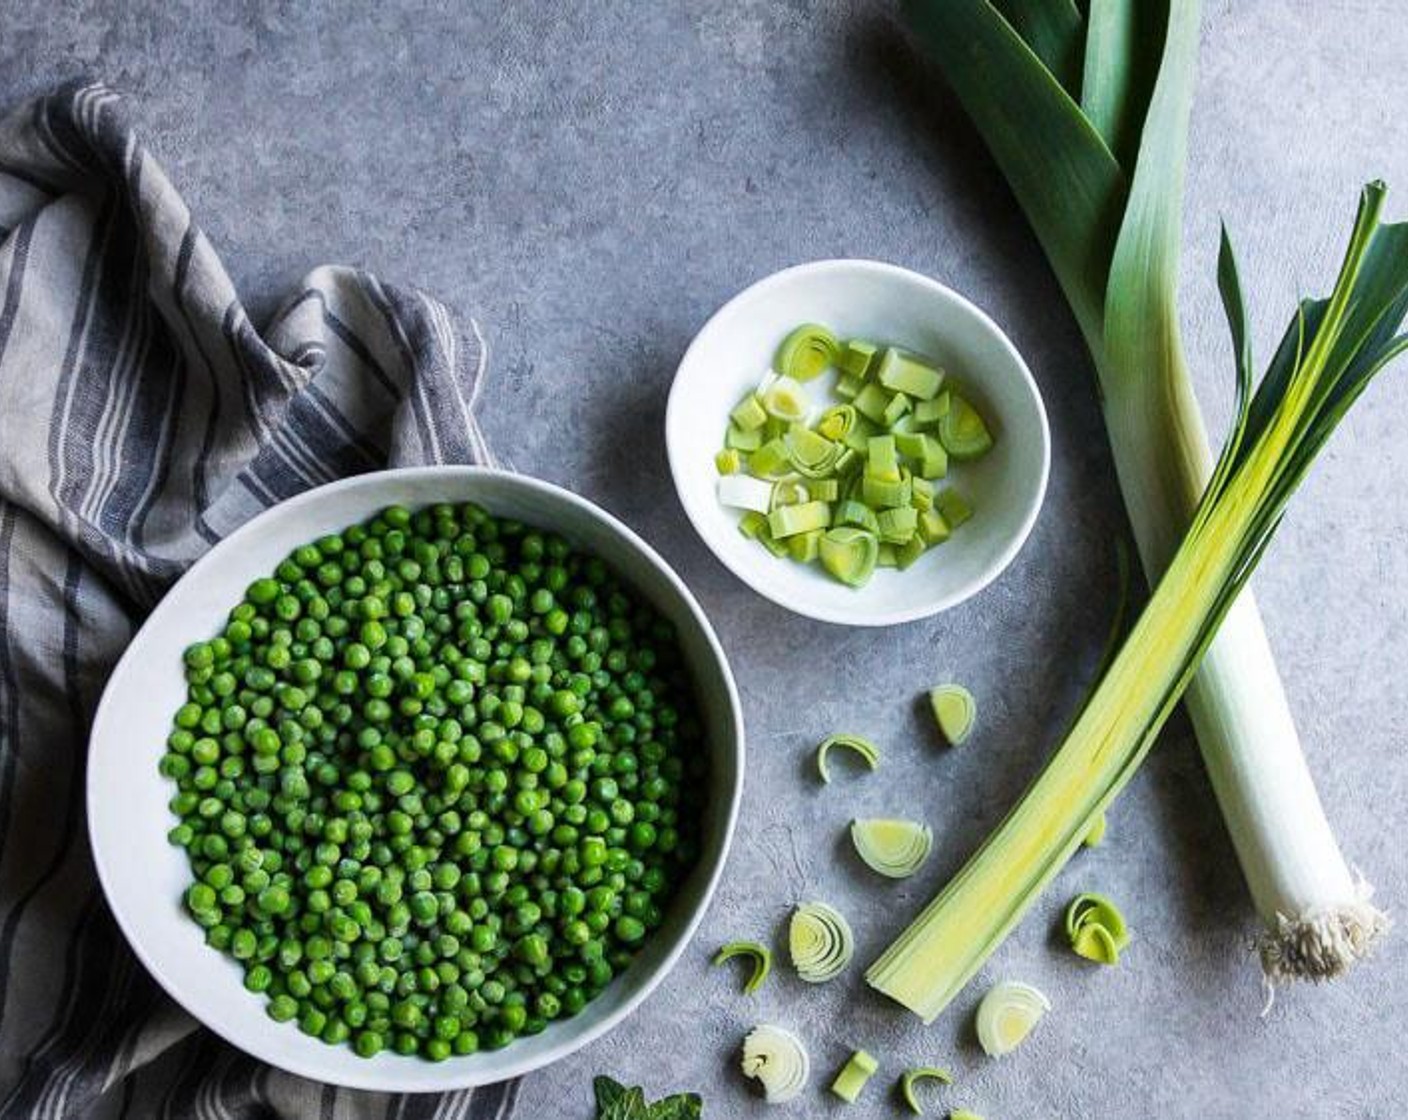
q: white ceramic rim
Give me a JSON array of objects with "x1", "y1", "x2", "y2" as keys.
[
  {"x1": 86, "y1": 466, "x2": 745, "y2": 1092},
  {"x1": 665, "y1": 258, "x2": 1051, "y2": 626}
]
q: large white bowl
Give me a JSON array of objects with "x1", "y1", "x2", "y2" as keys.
[
  {"x1": 87, "y1": 467, "x2": 744, "y2": 1092},
  {"x1": 667, "y1": 260, "x2": 1050, "y2": 626}
]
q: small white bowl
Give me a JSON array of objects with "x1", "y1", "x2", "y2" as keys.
[
  {"x1": 666, "y1": 260, "x2": 1050, "y2": 626},
  {"x1": 87, "y1": 467, "x2": 743, "y2": 1092}
]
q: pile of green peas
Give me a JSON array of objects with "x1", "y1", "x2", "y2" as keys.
[{"x1": 160, "y1": 502, "x2": 706, "y2": 1060}]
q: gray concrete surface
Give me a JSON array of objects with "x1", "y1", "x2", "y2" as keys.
[{"x1": 5, "y1": 2, "x2": 1407, "y2": 1116}]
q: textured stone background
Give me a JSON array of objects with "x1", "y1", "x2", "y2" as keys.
[{"x1": 4, "y1": 2, "x2": 1407, "y2": 1117}]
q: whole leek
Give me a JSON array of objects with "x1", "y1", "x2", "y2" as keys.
[
  {"x1": 871, "y1": 0, "x2": 1393, "y2": 1011},
  {"x1": 869, "y1": 180, "x2": 1408, "y2": 1019}
]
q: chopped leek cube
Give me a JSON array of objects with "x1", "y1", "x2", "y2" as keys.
[
  {"x1": 838, "y1": 339, "x2": 878, "y2": 377},
  {"x1": 768, "y1": 500, "x2": 831, "y2": 539},
  {"x1": 876, "y1": 543, "x2": 899, "y2": 568},
  {"x1": 877, "y1": 348, "x2": 944, "y2": 399},
  {"x1": 834, "y1": 500, "x2": 880, "y2": 533},
  {"x1": 918, "y1": 509, "x2": 951, "y2": 546},
  {"x1": 715, "y1": 449, "x2": 742, "y2": 475},
  {"x1": 894, "y1": 431, "x2": 927, "y2": 458},
  {"x1": 918, "y1": 435, "x2": 949, "y2": 480},
  {"x1": 750, "y1": 438, "x2": 791, "y2": 477},
  {"x1": 835, "y1": 374, "x2": 864, "y2": 399},
  {"x1": 834, "y1": 447, "x2": 863, "y2": 476},
  {"x1": 758, "y1": 525, "x2": 789, "y2": 557},
  {"x1": 717, "y1": 474, "x2": 775, "y2": 512},
  {"x1": 896, "y1": 535, "x2": 927, "y2": 569},
  {"x1": 726, "y1": 423, "x2": 764, "y2": 452},
  {"x1": 867, "y1": 435, "x2": 901, "y2": 482},
  {"x1": 805, "y1": 478, "x2": 839, "y2": 502},
  {"x1": 912, "y1": 391, "x2": 951, "y2": 428},
  {"x1": 853, "y1": 382, "x2": 892, "y2": 423},
  {"x1": 820, "y1": 527, "x2": 879, "y2": 587},
  {"x1": 937, "y1": 394, "x2": 993, "y2": 459},
  {"x1": 910, "y1": 476, "x2": 935, "y2": 511},
  {"x1": 738, "y1": 511, "x2": 768, "y2": 539},
  {"x1": 877, "y1": 506, "x2": 918, "y2": 544},
  {"x1": 934, "y1": 488, "x2": 973, "y2": 528},
  {"x1": 787, "y1": 528, "x2": 824, "y2": 563},
  {"x1": 882, "y1": 391, "x2": 911, "y2": 427},
  {"x1": 730, "y1": 393, "x2": 768, "y2": 432},
  {"x1": 862, "y1": 469, "x2": 912, "y2": 509}
]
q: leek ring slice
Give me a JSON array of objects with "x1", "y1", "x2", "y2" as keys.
[
  {"x1": 741, "y1": 1023, "x2": 810, "y2": 1102},
  {"x1": 815, "y1": 733, "x2": 880, "y2": 784},
  {"x1": 850, "y1": 818, "x2": 933, "y2": 879},
  {"x1": 974, "y1": 980, "x2": 1050, "y2": 1057},
  {"x1": 789, "y1": 900, "x2": 854, "y2": 983}
]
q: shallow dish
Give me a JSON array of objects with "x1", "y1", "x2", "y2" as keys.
[
  {"x1": 87, "y1": 466, "x2": 744, "y2": 1092},
  {"x1": 666, "y1": 259, "x2": 1050, "y2": 626}
]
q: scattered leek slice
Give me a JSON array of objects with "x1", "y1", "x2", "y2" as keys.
[
  {"x1": 763, "y1": 376, "x2": 809, "y2": 422},
  {"x1": 816, "y1": 733, "x2": 880, "y2": 784},
  {"x1": 713, "y1": 940, "x2": 772, "y2": 994},
  {"x1": 741, "y1": 1024, "x2": 810, "y2": 1103},
  {"x1": 937, "y1": 395, "x2": 993, "y2": 459},
  {"x1": 820, "y1": 528, "x2": 879, "y2": 588},
  {"x1": 776, "y1": 323, "x2": 839, "y2": 382},
  {"x1": 900, "y1": 1067, "x2": 953, "y2": 1115},
  {"x1": 974, "y1": 981, "x2": 1050, "y2": 1058},
  {"x1": 851, "y1": 818, "x2": 933, "y2": 879},
  {"x1": 928, "y1": 684, "x2": 976, "y2": 746},
  {"x1": 789, "y1": 901, "x2": 854, "y2": 983},
  {"x1": 949, "y1": 1112, "x2": 984, "y2": 1120},
  {"x1": 1064, "y1": 892, "x2": 1130, "y2": 966},
  {"x1": 717, "y1": 475, "x2": 775, "y2": 513},
  {"x1": 1083, "y1": 813, "x2": 1107, "y2": 848},
  {"x1": 829, "y1": 1050, "x2": 879, "y2": 1103}
]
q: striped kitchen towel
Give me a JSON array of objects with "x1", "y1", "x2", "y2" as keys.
[{"x1": 0, "y1": 81, "x2": 517, "y2": 1118}]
